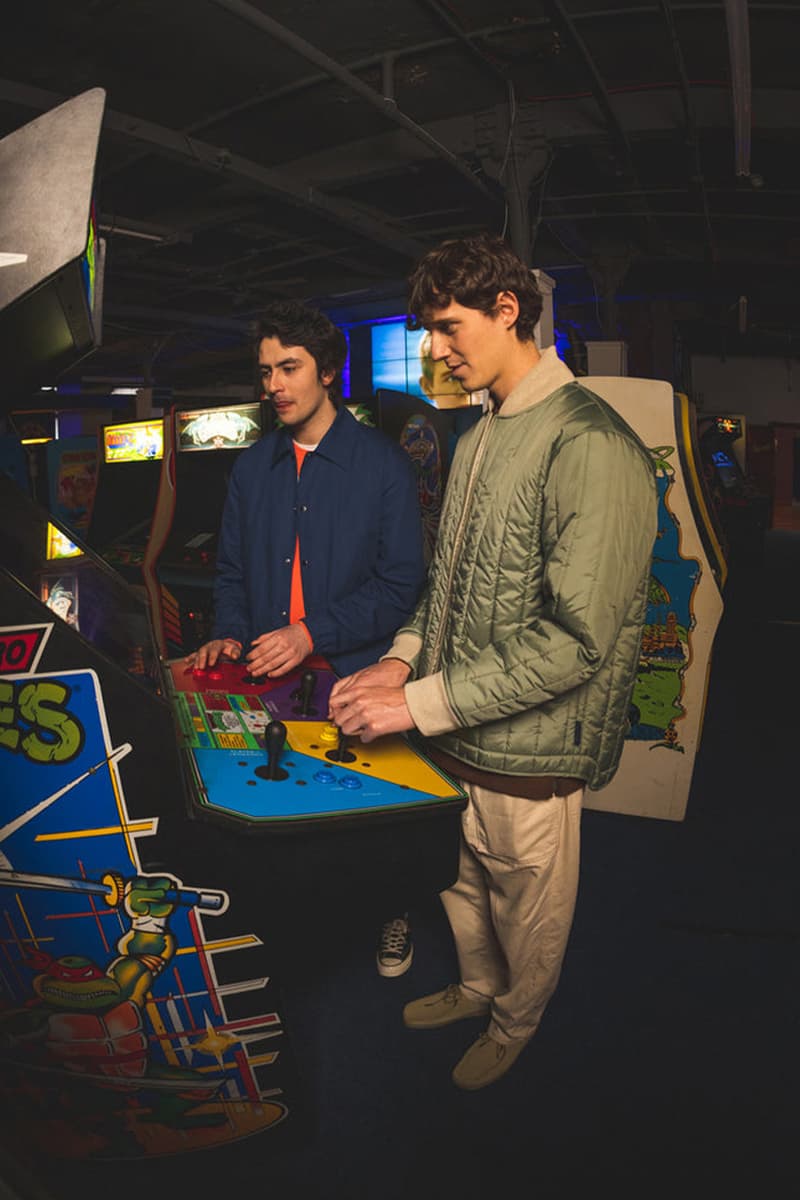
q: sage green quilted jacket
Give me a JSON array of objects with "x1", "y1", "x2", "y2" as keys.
[{"x1": 393, "y1": 348, "x2": 658, "y2": 791}]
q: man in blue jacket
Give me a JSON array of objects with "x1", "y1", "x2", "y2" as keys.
[{"x1": 188, "y1": 299, "x2": 426, "y2": 681}]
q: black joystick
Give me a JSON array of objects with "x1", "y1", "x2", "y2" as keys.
[
  {"x1": 255, "y1": 720, "x2": 289, "y2": 781},
  {"x1": 292, "y1": 668, "x2": 317, "y2": 716},
  {"x1": 243, "y1": 643, "x2": 266, "y2": 685},
  {"x1": 325, "y1": 726, "x2": 356, "y2": 764}
]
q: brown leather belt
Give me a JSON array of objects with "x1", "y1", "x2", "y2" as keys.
[{"x1": 424, "y1": 745, "x2": 584, "y2": 801}]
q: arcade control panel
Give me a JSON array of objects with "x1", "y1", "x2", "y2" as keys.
[{"x1": 165, "y1": 659, "x2": 466, "y2": 832}]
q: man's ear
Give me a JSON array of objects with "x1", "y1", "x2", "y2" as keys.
[
  {"x1": 321, "y1": 368, "x2": 336, "y2": 388},
  {"x1": 495, "y1": 290, "x2": 520, "y2": 327}
]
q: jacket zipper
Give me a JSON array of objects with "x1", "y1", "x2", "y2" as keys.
[{"x1": 429, "y1": 411, "x2": 496, "y2": 671}]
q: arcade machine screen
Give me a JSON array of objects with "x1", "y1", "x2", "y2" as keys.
[
  {"x1": 84, "y1": 418, "x2": 164, "y2": 580},
  {"x1": 144, "y1": 400, "x2": 264, "y2": 654}
]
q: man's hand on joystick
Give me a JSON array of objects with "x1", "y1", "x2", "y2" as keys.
[{"x1": 326, "y1": 724, "x2": 356, "y2": 764}]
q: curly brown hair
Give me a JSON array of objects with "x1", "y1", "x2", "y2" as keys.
[
  {"x1": 257, "y1": 300, "x2": 348, "y2": 401},
  {"x1": 407, "y1": 232, "x2": 543, "y2": 341}
]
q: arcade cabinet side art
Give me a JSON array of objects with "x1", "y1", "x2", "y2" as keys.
[
  {"x1": 0, "y1": 617, "x2": 293, "y2": 1160},
  {"x1": 581, "y1": 379, "x2": 725, "y2": 822}
]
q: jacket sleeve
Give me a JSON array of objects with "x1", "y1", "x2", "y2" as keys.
[
  {"x1": 406, "y1": 429, "x2": 657, "y2": 732},
  {"x1": 211, "y1": 464, "x2": 250, "y2": 647},
  {"x1": 301, "y1": 448, "x2": 427, "y2": 657}
]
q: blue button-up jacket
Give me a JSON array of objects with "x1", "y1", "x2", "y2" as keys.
[{"x1": 212, "y1": 406, "x2": 426, "y2": 675}]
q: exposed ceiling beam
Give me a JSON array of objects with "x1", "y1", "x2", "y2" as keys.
[
  {"x1": 208, "y1": 0, "x2": 500, "y2": 206},
  {"x1": 0, "y1": 78, "x2": 427, "y2": 261}
]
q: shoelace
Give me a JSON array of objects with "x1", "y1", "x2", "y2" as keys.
[
  {"x1": 474, "y1": 1033, "x2": 504, "y2": 1059},
  {"x1": 380, "y1": 920, "x2": 409, "y2": 955}
]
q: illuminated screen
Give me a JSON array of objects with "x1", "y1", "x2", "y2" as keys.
[
  {"x1": 371, "y1": 320, "x2": 473, "y2": 409},
  {"x1": 103, "y1": 420, "x2": 164, "y2": 463},
  {"x1": 41, "y1": 574, "x2": 80, "y2": 631},
  {"x1": 712, "y1": 449, "x2": 735, "y2": 470},
  {"x1": 81, "y1": 199, "x2": 97, "y2": 319},
  {"x1": 46, "y1": 522, "x2": 82, "y2": 560},
  {"x1": 176, "y1": 402, "x2": 263, "y2": 452},
  {"x1": 714, "y1": 416, "x2": 742, "y2": 437}
]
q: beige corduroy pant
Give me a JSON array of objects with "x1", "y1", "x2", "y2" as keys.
[{"x1": 440, "y1": 782, "x2": 584, "y2": 1044}]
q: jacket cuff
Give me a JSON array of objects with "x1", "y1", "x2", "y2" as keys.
[
  {"x1": 294, "y1": 621, "x2": 314, "y2": 651},
  {"x1": 404, "y1": 672, "x2": 460, "y2": 737},
  {"x1": 381, "y1": 631, "x2": 423, "y2": 671}
]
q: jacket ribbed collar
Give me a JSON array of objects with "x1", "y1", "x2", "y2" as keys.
[{"x1": 493, "y1": 345, "x2": 576, "y2": 417}]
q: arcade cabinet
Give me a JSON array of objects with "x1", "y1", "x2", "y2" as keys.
[
  {"x1": 0, "y1": 474, "x2": 299, "y2": 1161},
  {"x1": 45, "y1": 432, "x2": 99, "y2": 543},
  {"x1": 582, "y1": 378, "x2": 727, "y2": 822},
  {"x1": 1, "y1": 477, "x2": 466, "y2": 1161},
  {"x1": 143, "y1": 399, "x2": 266, "y2": 656},
  {"x1": 375, "y1": 387, "x2": 482, "y2": 562},
  {"x1": 84, "y1": 415, "x2": 165, "y2": 582},
  {"x1": 698, "y1": 413, "x2": 771, "y2": 546}
]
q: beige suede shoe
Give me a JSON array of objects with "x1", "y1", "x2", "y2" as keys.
[
  {"x1": 403, "y1": 983, "x2": 490, "y2": 1029},
  {"x1": 451, "y1": 1031, "x2": 529, "y2": 1090}
]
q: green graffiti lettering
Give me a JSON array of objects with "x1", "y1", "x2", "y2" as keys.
[{"x1": 18, "y1": 681, "x2": 84, "y2": 764}]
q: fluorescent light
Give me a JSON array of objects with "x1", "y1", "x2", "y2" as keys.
[{"x1": 111, "y1": 387, "x2": 140, "y2": 395}]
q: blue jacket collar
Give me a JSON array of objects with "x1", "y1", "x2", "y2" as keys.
[{"x1": 269, "y1": 405, "x2": 358, "y2": 470}]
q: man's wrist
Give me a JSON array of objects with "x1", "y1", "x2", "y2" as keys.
[
  {"x1": 294, "y1": 621, "x2": 314, "y2": 651},
  {"x1": 378, "y1": 657, "x2": 412, "y2": 684}
]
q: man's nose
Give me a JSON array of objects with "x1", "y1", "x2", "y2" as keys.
[{"x1": 429, "y1": 330, "x2": 449, "y2": 360}]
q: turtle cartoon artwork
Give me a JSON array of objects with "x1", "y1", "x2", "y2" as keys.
[
  {"x1": 0, "y1": 654, "x2": 291, "y2": 1160},
  {"x1": 1, "y1": 873, "x2": 236, "y2": 1157}
]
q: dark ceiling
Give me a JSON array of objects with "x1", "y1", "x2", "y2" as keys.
[{"x1": 2, "y1": 0, "x2": 799, "y2": 396}]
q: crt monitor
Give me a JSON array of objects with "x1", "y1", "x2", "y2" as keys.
[{"x1": 0, "y1": 89, "x2": 107, "y2": 394}]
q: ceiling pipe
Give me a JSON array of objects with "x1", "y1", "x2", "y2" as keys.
[
  {"x1": 657, "y1": 0, "x2": 716, "y2": 263},
  {"x1": 724, "y1": 0, "x2": 752, "y2": 177},
  {"x1": 209, "y1": 0, "x2": 499, "y2": 206}
]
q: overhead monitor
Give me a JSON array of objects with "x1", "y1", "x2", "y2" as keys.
[
  {"x1": 103, "y1": 419, "x2": 164, "y2": 463},
  {"x1": 175, "y1": 402, "x2": 263, "y2": 452},
  {"x1": 370, "y1": 319, "x2": 477, "y2": 410},
  {"x1": 0, "y1": 88, "x2": 107, "y2": 393}
]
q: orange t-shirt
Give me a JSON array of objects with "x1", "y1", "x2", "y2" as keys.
[{"x1": 290, "y1": 443, "x2": 313, "y2": 649}]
